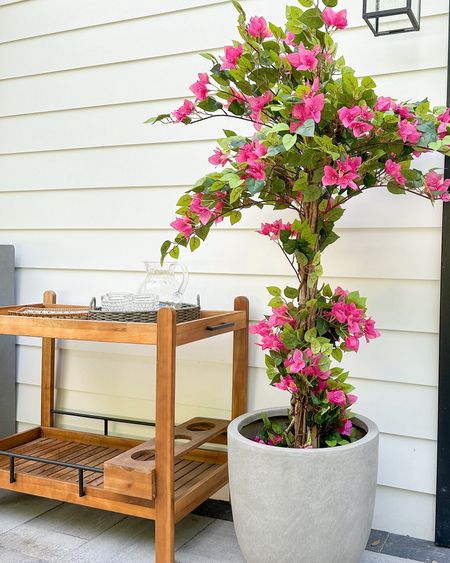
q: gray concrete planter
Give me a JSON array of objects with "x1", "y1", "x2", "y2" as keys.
[{"x1": 228, "y1": 407, "x2": 379, "y2": 563}]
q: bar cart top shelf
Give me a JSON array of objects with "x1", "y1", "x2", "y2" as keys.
[{"x1": 0, "y1": 299, "x2": 247, "y2": 345}]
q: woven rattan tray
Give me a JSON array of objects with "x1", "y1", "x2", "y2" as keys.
[
  {"x1": 9, "y1": 306, "x2": 89, "y2": 319},
  {"x1": 88, "y1": 303, "x2": 200, "y2": 323}
]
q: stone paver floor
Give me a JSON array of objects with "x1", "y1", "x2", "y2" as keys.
[{"x1": 0, "y1": 490, "x2": 426, "y2": 562}]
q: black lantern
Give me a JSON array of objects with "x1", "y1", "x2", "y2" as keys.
[{"x1": 363, "y1": 0, "x2": 421, "y2": 36}]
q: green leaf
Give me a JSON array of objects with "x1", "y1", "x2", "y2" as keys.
[
  {"x1": 310, "y1": 337, "x2": 321, "y2": 354},
  {"x1": 323, "y1": 284, "x2": 333, "y2": 298},
  {"x1": 176, "y1": 194, "x2": 192, "y2": 207},
  {"x1": 297, "y1": 0, "x2": 313, "y2": 5},
  {"x1": 307, "y1": 272, "x2": 318, "y2": 288},
  {"x1": 197, "y1": 96, "x2": 223, "y2": 112},
  {"x1": 284, "y1": 286, "x2": 299, "y2": 299},
  {"x1": 272, "y1": 123, "x2": 290, "y2": 133},
  {"x1": 200, "y1": 52, "x2": 218, "y2": 63},
  {"x1": 294, "y1": 118, "x2": 316, "y2": 138},
  {"x1": 293, "y1": 172, "x2": 309, "y2": 192},
  {"x1": 189, "y1": 237, "x2": 201, "y2": 252},
  {"x1": 305, "y1": 327, "x2": 317, "y2": 342},
  {"x1": 249, "y1": 68, "x2": 279, "y2": 90},
  {"x1": 145, "y1": 113, "x2": 170, "y2": 124},
  {"x1": 300, "y1": 7, "x2": 324, "y2": 29},
  {"x1": 223, "y1": 129, "x2": 237, "y2": 137},
  {"x1": 302, "y1": 184, "x2": 322, "y2": 203},
  {"x1": 332, "y1": 348, "x2": 343, "y2": 362},
  {"x1": 387, "y1": 180, "x2": 405, "y2": 195},
  {"x1": 222, "y1": 172, "x2": 244, "y2": 189},
  {"x1": 230, "y1": 210, "x2": 242, "y2": 225},
  {"x1": 169, "y1": 246, "x2": 180, "y2": 259},
  {"x1": 322, "y1": 0, "x2": 338, "y2": 5},
  {"x1": 231, "y1": 0, "x2": 246, "y2": 17},
  {"x1": 268, "y1": 296, "x2": 284, "y2": 308},
  {"x1": 246, "y1": 178, "x2": 265, "y2": 195},
  {"x1": 228, "y1": 100, "x2": 246, "y2": 116},
  {"x1": 295, "y1": 251, "x2": 308, "y2": 267},
  {"x1": 282, "y1": 134, "x2": 297, "y2": 151},
  {"x1": 230, "y1": 186, "x2": 243, "y2": 203},
  {"x1": 267, "y1": 286, "x2": 282, "y2": 297},
  {"x1": 361, "y1": 76, "x2": 376, "y2": 89}
]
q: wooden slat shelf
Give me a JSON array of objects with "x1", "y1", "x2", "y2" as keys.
[
  {"x1": 0, "y1": 424, "x2": 228, "y2": 522},
  {"x1": 0, "y1": 291, "x2": 249, "y2": 563}
]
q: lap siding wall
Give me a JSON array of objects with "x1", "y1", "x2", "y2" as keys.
[{"x1": 0, "y1": 0, "x2": 446, "y2": 541}]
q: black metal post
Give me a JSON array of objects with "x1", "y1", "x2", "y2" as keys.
[{"x1": 435, "y1": 3, "x2": 450, "y2": 547}]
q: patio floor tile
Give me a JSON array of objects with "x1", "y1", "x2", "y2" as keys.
[
  {"x1": 0, "y1": 490, "x2": 61, "y2": 535},
  {"x1": 63, "y1": 513, "x2": 213, "y2": 563}
]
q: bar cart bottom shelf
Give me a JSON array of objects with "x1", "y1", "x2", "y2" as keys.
[{"x1": 0, "y1": 423, "x2": 229, "y2": 522}]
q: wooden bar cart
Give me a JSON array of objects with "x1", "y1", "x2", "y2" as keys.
[{"x1": 0, "y1": 291, "x2": 249, "y2": 563}]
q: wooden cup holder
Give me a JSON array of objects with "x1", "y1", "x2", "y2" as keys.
[{"x1": 103, "y1": 417, "x2": 228, "y2": 499}]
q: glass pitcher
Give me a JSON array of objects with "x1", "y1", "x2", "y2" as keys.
[{"x1": 138, "y1": 261, "x2": 188, "y2": 305}]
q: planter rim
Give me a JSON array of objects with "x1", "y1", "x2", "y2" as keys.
[{"x1": 228, "y1": 406, "x2": 378, "y2": 455}]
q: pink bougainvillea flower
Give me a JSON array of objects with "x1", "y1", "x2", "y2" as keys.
[
  {"x1": 246, "y1": 159, "x2": 266, "y2": 180},
  {"x1": 338, "y1": 419, "x2": 353, "y2": 436},
  {"x1": 322, "y1": 7, "x2": 348, "y2": 29},
  {"x1": 328, "y1": 389, "x2": 347, "y2": 407},
  {"x1": 374, "y1": 96, "x2": 394, "y2": 111},
  {"x1": 345, "y1": 335, "x2": 360, "y2": 352},
  {"x1": 394, "y1": 104, "x2": 414, "y2": 119},
  {"x1": 286, "y1": 43, "x2": 319, "y2": 71},
  {"x1": 360, "y1": 105, "x2": 374, "y2": 121},
  {"x1": 236, "y1": 139, "x2": 267, "y2": 164},
  {"x1": 398, "y1": 119, "x2": 422, "y2": 145},
  {"x1": 437, "y1": 109, "x2": 450, "y2": 138},
  {"x1": 189, "y1": 194, "x2": 214, "y2": 225},
  {"x1": 284, "y1": 31, "x2": 296, "y2": 46},
  {"x1": 274, "y1": 374, "x2": 299, "y2": 393},
  {"x1": 424, "y1": 170, "x2": 450, "y2": 201},
  {"x1": 292, "y1": 103, "x2": 309, "y2": 127},
  {"x1": 284, "y1": 349, "x2": 306, "y2": 374},
  {"x1": 189, "y1": 73, "x2": 209, "y2": 101},
  {"x1": 170, "y1": 216, "x2": 193, "y2": 239},
  {"x1": 347, "y1": 394, "x2": 358, "y2": 405},
  {"x1": 258, "y1": 220, "x2": 293, "y2": 240},
  {"x1": 208, "y1": 148, "x2": 230, "y2": 167},
  {"x1": 172, "y1": 99, "x2": 195, "y2": 122},
  {"x1": 335, "y1": 287, "x2": 349, "y2": 298},
  {"x1": 247, "y1": 92, "x2": 273, "y2": 129},
  {"x1": 349, "y1": 121, "x2": 373, "y2": 138},
  {"x1": 268, "y1": 304, "x2": 296, "y2": 328},
  {"x1": 338, "y1": 106, "x2": 361, "y2": 128},
  {"x1": 322, "y1": 156, "x2": 361, "y2": 190},
  {"x1": 363, "y1": 318, "x2": 381, "y2": 342},
  {"x1": 303, "y1": 92, "x2": 325, "y2": 123},
  {"x1": 247, "y1": 16, "x2": 272, "y2": 38},
  {"x1": 385, "y1": 159, "x2": 406, "y2": 186},
  {"x1": 330, "y1": 301, "x2": 347, "y2": 323},
  {"x1": 220, "y1": 44, "x2": 243, "y2": 70},
  {"x1": 225, "y1": 87, "x2": 247, "y2": 109}
]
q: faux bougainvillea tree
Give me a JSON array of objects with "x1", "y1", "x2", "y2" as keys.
[{"x1": 149, "y1": 0, "x2": 450, "y2": 449}]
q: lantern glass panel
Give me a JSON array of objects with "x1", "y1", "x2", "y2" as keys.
[
  {"x1": 374, "y1": 12, "x2": 413, "y2": 34},
  {"x1": 365, "y1": 0, "x2": 408, "y2": 11}
]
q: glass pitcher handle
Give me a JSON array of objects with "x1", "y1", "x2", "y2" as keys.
[{"x1": 173, "y1": 263, "x2": 189, "y2": 303}]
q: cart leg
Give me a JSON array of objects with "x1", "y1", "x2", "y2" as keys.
[
  {"x1": 232, "y1": 296, "x2": 249, "y2": 419},
  {"x1": 41, "y1": 290, "x2": 56, "y2": 427},
  {"x1": 155, "y1": 307, "x2": 176, "y2": 563}
]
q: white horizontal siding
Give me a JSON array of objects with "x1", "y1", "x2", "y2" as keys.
[{"x1": 0, "y1": 0, "x2": 445, "y2": 541}]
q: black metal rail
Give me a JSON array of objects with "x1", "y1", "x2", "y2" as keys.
[
  {"x1": 0, "y1": 450, "x2": 103, "y2": 497},
  {"x1": 51, "y1": 409, "x2": 156, "y2": 436}
]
